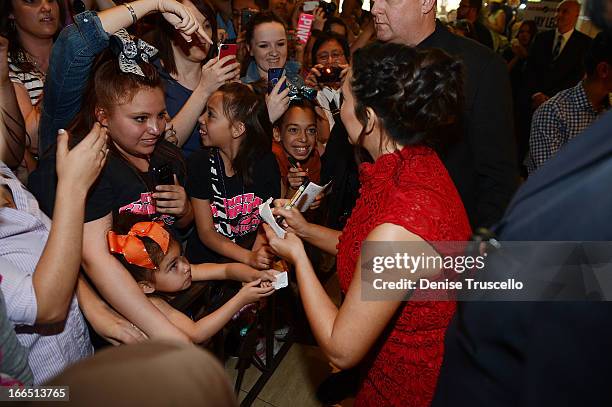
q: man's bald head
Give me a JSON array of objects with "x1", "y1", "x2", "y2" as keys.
[{"x1": 556, "y1": 0, "x2": 581, "y2": 33}]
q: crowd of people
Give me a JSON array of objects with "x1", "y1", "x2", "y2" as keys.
[{"x1": 0, "y1": 0, "x2": 610, "y2": 405}]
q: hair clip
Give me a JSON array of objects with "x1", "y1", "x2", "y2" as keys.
[
  {"x1": 109, "y1": 29, "x2": 158, "y2": 77},
  {"x1": 288, "y1": 84, "x2": 318, "y2": 102},
  {"x1": 107, "y1": 222, "x2": 170, "y2": 269}
]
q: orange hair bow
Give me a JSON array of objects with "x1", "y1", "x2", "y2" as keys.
[{"x1": 107, "y1": 222, "x2": 170, "y2": 269}]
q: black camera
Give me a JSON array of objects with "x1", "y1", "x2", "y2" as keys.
[
  {"x1": 318, "y1": 65, "x2": 343, "y2": 84},
  {"x1": 319, "y1": 0, "x2": 337, "y2": 17}
]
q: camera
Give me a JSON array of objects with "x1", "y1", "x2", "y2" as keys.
[
  {"x1": 318, "y1": 0, "x2": 337, "y2": 17},
  {"x1": 318, "y1": 65, "x2": 343, "y2": 84}
]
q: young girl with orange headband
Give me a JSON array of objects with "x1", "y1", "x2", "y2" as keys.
[{"x1": 108, "y1": 213, "x2": 276, "y2": 343}]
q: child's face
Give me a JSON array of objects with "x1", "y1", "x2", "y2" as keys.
[
  {"x1": 274, "y1": 107, "x2": 317, "y2": 161},
  {"x1": 198, "y1": 92, "x2": 234, "y2": 149},
  {"x1": 152, "y1": 240, "x2": 192, "y2": 292}
]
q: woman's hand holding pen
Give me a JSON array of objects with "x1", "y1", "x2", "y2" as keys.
[{"x1": 272, "y1": 199, "x2": 311, "y2": 238}]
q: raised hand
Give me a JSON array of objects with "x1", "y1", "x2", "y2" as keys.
[
  {"x1": 266, "y1": 76, "x2": 290, "y2": 123},
  {"x1": 55, "y1": 124, "x2": 108, "y2": 194},
  {"x1": 305, "y1": 64, "x2": 324, "y2": 89},
  {"x1": 156, "y1": 0, "x2": 212, "y2": 44},
  {"x1": 198, "y1": 56, "x2": 241, "y2": 95}
]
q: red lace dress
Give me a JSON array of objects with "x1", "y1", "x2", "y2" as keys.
[{"x1": 336, "y1": 146, "x2": 471, "y2": 407}]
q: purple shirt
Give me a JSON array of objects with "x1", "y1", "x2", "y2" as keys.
[{"x1": 0, "y1": 162, "x2": 92, "y2": 384}]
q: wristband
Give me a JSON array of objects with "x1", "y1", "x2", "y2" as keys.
[{"x1": 124, "y1": 3, "x2": 138, "y2": 25}]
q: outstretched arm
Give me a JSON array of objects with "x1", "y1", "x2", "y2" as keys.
[
  {"x1": 265, "y1": 222, "x2": 438, "y2": 369},
  {"x1": 82, "y1": 213, "x2": 190, "y2": 342}
]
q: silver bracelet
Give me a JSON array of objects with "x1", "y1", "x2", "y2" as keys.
[{"x1": 124, "y1": 3, "x2": 137, "y2": 25}]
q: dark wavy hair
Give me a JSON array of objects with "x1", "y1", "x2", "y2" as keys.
[
  {"x1": 0, "y1": 0, "x2": 66, "y2": 73},
  {"x1": 242, "y1": 11, "x2": 287, "y2": 76},
  {"x1": 217, "y1": 82, "x2": 272, "y2": 186},
  {"x1": 155, "y1": 0, "x2": 218, "y2": 76},
  {"x1": 350, "y1": 42, "x2": 464, "y2": 151},
  {"x1": 311, "y1": 32, "x2": 350, "y2": 66}
]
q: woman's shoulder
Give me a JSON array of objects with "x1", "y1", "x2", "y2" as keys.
[{"x1": 382, "y1": 149, "x2": 470, "y2": 239}]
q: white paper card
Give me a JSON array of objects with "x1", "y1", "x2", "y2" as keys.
[
  {"x1": 294, "y1": 181, "x2": 332, "y2": 212},
  {"x1": 258, "y1": 198, "x2": 286, "y2": 238},
  {"x1": 273, "y1": 271, "x2": 289, "y2": 290}
]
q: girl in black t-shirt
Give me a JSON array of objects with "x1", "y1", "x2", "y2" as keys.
[
  {"x1": 29, "y1": 1, "x2": 210, "y2": 344},
  {"x1": 186, "y1": 83, "x2": 281, "y2": 268}
]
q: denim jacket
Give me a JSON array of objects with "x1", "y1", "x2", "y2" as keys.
[{"x1": 39, "y1": 11, "x2": 109, "y2": 153}]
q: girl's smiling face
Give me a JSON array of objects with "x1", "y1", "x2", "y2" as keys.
[
  {"x1": 249, "y1": 22, "x2": 287, "y2": 77},
  {"x1": 274, "y1": 106, "x2": 317, "y2": 161}
]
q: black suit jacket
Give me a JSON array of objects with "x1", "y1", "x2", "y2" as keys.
[
  {"x1": 418, "y1": 23, "x2": 518, "y2": 228},
  {"x1": 526, "y1": 29, "x2": 593, "y2": 97},
  {"x1": 432, "y1": 112, "x2": 612, "y2": 407}
]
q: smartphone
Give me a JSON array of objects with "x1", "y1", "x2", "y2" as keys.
[
  {"x1": 267, "y1": 67, "x2": 287, "y2": 94},
  {"x1": 218, "y1": 43, "x2": 238, "y2": 67},
  {"x1": 303, "y1": 1, "x2": 319, "y2": 11},
  {"x1": 151, "y1": 163, "x2": 174, "y2": 186}
]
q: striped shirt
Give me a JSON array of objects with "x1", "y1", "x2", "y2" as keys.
[
  {"x1": 0, "y1": 162, "x2": 92, "y2": 384},
  {"x1": 8, "y1": 57, "x2": 45, "y2": 106}
]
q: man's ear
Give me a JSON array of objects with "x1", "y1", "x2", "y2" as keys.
[
  {"x1": 232, "y1": 122, "x2": 246, "y2": 139},
  {"x1": 95, "y1": 107, "x2": 109, "y2": 127},
  {"x1": 422, "y1": 0, "x2": 437, "y2": 15},
  {"x1": 272, "y1": 125, "x2": 282, "y2": 142},
  {"x1": 364, "y1": 107, "x2": 378, "y2": 135},
  {"x1": 137, "y1": 281, "x2": 155, "y2": 294}
]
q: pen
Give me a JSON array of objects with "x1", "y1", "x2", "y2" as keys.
[{"x1": 275, "y1": 179, "x2": 309, "y2": 225}]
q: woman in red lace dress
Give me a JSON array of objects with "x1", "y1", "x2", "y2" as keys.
[{"x1": 264, "y1": 42, "x2": 471, "y2": 406}]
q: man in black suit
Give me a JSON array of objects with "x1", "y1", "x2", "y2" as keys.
[
  {"x1": 432, "y1": 1, "x2": 612, "y2": 405},
  {"x1": 526, "y1": 0, "x2": 593, "y2": 109},
  {"x1": 371, "y1": 0, "x2": 517, "y2": 229},
  {"x1": 457, "y1": 0, "x2": 495, "y2": 49}
]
